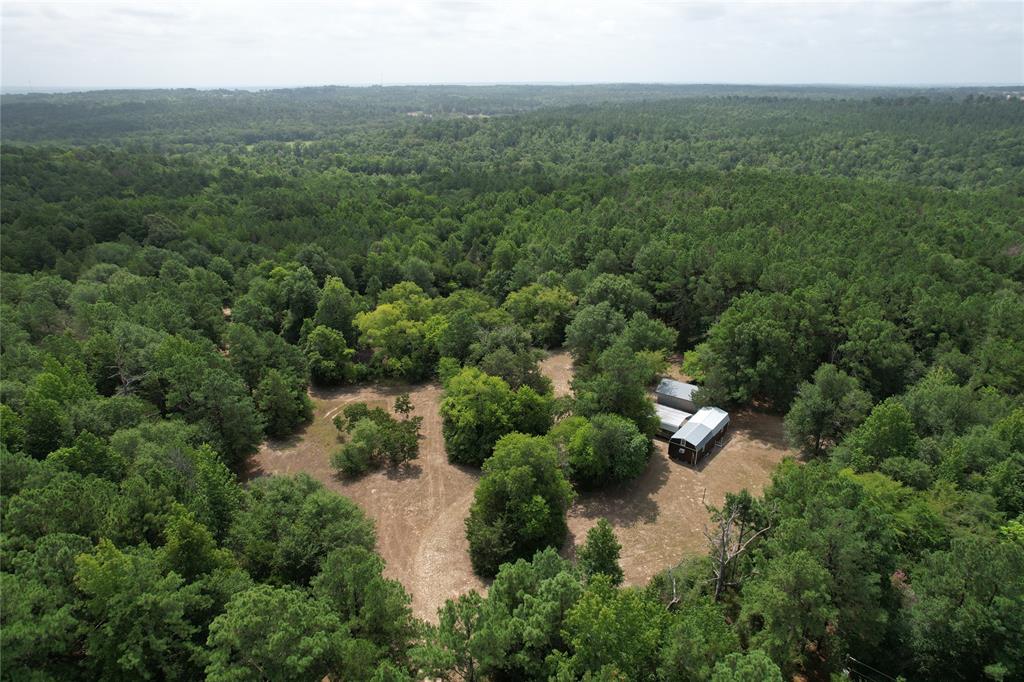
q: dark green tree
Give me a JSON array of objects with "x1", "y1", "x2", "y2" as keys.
[
  {"x1": 784, "y1": 363, "x2": 872, "y2": 458},
  {"x1": 577, "y1": 518, "x2": 624, "y2": 585},
  {"x1": 254, "y1": 368, "x2": 312, "y2": 439},
  {"x1": 205, "y1": 585, "x2": 349, "y2": 682},
  {"x1": 304, "y1": 324, "x2": 356, "y2": 385},
  {"x1": 466, "y1": 434, "x2": 575, "y2": 577}
]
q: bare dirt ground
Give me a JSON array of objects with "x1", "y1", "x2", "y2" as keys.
[
  {"x1": 247, "y1": 382, "x2": 486, "y2": 621},
  {"x1": 541, "y1": 350, "x2": 792, "y2": 584},
  {"x1": 565, "y1": 410, "x2": 790, "y2": 583},
  {"x1": 247, "y1": 350, "x2": 793, "y2": 622}
]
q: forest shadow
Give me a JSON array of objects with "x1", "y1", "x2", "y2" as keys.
[
  {"x1": 309, "y1": 380, "x2": 440, "y2": 403},
  {"x1": 242, "y1": 459, "x2": 268, "y2": 481},
  {"x1": 730, "y1": 410, "x2": 789, "y2": 450},
  {"x1": 562, "y1": 528, "x2": 581, "y2": 562},
  {"x1": 262, "y1": 431, "x2": 307, "y2": 451},
  {"x1": 385, "y1": 462, "x2": 424, "y2": 481},
  {"x1": 571, "y1": 450, "x2": 670, "y2": 527}
]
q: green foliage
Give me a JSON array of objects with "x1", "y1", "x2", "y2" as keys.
[
  {"x1": 903, "y1": 536, "x2": 1024, "y2": 681},
  {"x1": 331, "y1": 401, "x2": 421, "y2": 477},
  {"x1": 354, "y1": 282, "x2": 438, "y2": 380},
  {"x1": 740, "y1": 549, "x2": 837, "y2": 678},
  {"x1": 333, "y1": 418, "x2": 381, "y2": 476},
  {"x1": 565, "y1": 302, "x2": 627, "y2": 367},
  {"x1": 440, "y1": 367, "x2": 553, "y2": 467},
  {"x1": 75, "y1": 540, "x2": 206, "y2": 680},
  {"x1": 304, "y1": 324, "x2": 356, "y2": 385},
  {"x1": 556, "y1": 413, "x2": 651, "y2": 489},
  {"x1": 581, "y1": 274, "x2": 657, "y2": 316},
  {"x1": 46, "y1": 430, "x2": 125, "y2": 479},
  {"x1": 1, "y1": 533, "x2": 91, "y2": 678},
  {"x1": 658, "y1": 600, "x2": 741, "y2": 682},
  {"x1": 838, "y1": 316, "x2": 921, "y2": 399},
  {"x1": 709, "y1": 650, "x2": 784, "y2": 682},
  {"x1": 161, "y1": 510, "x2": 234, "y2": 581},
  {"x1": 784, "y1": 363, "x2": 872, "y2": 457},
  {"x1": 696, "y1": 291, "x2": 825, "y2": 410},
  {"x1": 254, "y1": 368, "x2": 312, "y2": 439},
  {"x1": 227, "y1": 474, "x2": 375, "y2": 585},
  {"x1": 205, "y1": 584, "x2": 349, "y2": 682},
  {"x1": 314, "y1": 276, "x2": 358, "y2": 342},
  {"x1": 576, "y1": 519, "x2": 624, "y2": 585},
  {"x1": 3, "y1": 86, "x2": 1023, "y2": 681},
  {"x1": 573, "y1": 342, "x2": 660, "y2": 436},
  {"x1": 563, "y1": 575, "x2": 668, "y2": 679},
  {"x1": 502, "y1": 283, "x2": 576, "y2": 348},
  {"x1": 467, "y1": 324, "x2": 551, "y2": 393},
  {"x1": 834, "y1": 398, "x2": 919, "y2": 472},
  {"x1": 466, "y1": 434, "x2": 575, "y2": 577},
  {"x1": 751, "y1": 460, "x2": 902, "y2": 676},
  {"x1": 21, "y1": 393, "x2": 73, "y2": 457},
  {"x1": 311, "y1": 546, "x2": 416, "y2": 665},
  {"x1": 414, "y1": 591, "x2": 485, "y2": 682}
]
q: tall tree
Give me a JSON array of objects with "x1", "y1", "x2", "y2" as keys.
[
  {"x1": 576, "y1": 518, "x2": 624, "y2": 585},
  {"x1": 205, "y1": 585, "x2": 350, "y2": 682},
  {"x1": 466, "y1": 434, "x2": 574, "y2": 577},
  {"x1": 784, "y1": 363, "x2": 872, "y2": 458}
]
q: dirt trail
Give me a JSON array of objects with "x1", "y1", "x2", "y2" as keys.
[
  {"x1": 248, "y1": 382, "x2": 485, "y2": 620},
  {"x1": 247, "y1": 350, "x2": 793, "y2": 622}
]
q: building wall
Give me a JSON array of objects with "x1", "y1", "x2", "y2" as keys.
[{"x1": 656, "y1": 393, "x2": 697, "y2": 414}]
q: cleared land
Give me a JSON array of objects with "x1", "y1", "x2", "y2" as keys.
[
  {"x1": 247, "y1": 382, "x2": 487, "y2": 620},
  {"x1": 248, "y1": 351, "x2": 793, "y2": 621}
]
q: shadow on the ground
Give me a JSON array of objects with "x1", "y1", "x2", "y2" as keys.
[
  {"x1": 571, "y1": 450, "x2": 670, "y2": 527},
  {"x1": 309, "y1": 380, "x2": 440, "y2": 402},
  {"x1": 242, "y1": 459, "x2": 268, "y2": 481},
  {"x1": 385, "y1": 462, "x2": 424, "y2": 481},
  {"x1": 730, "y1": 409, "x2": 789, "y2": 449},
  {"x1": 689, "y1": 432, "x2": 733, "y2": 472}
]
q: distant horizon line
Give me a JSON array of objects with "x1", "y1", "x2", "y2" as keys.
[{"x1": 3, "y1": 81, "x2": 1023, "y2": 96}]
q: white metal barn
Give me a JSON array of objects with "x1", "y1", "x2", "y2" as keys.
[{"x1": 669, "y1": 407, "x2": 730, "y2": 465}]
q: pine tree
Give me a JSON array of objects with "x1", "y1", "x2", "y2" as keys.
[{"x1": 577, "y1": 518, "x2": 624, "y2": 585}]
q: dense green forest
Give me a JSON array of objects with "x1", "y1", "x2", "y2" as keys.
[{"x1": 1, "y1": 85, "x2": 1022, "y2": 681}]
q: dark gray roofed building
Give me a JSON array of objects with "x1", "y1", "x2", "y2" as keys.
[{"x1": 655, "y1": 378, "x2": 699, "y2": 413}]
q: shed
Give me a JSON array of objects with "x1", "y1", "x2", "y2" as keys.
[
  {"x1": 669, "y1": 407, "x2": 730, "y2": 465},
  {"x1": 655, "y1": 403, "x2": 691, "y2": 437},
  {"x1": 655, "y1": 378, "x2": 699, "y2": 413}
]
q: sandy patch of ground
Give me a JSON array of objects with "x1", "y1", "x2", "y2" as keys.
[
  {"x1": 247, "y1": 382, "x2": 486, "y2": 621},
  {"x1": 247, "y1": 350, "x2": 794, "y2": 622},
  {"x1": 539, "y1": 350, "x2": 575, "y2": 398},
  {"x1": 564, "y1": 409, "x2": 790, "y2": 583}
]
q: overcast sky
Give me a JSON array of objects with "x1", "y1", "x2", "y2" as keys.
[{"x1": 2, "y1": 1, "x2": 1021, "y2": 90}]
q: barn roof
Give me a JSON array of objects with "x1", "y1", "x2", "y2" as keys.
[
  {"x1": 655, "y1": 378, "x2": 699, "y2": 402},
  {"x1": 655, "y1": 403, "x2": 691, "y2": 434},
  {"x1": 671, "y1": 407, "x2": 729, "y2": 450}
]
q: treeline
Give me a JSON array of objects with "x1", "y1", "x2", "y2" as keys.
[
  {"x1": 4, "y1": 84, "x2": 1016, "y2": 145},
  {"x1": 1, "y1": 87, "x2": 1022, "y2": 680}
]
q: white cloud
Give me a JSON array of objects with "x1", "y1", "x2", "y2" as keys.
[{"x1": 1, "y1": 0, "x2": 1021, "y2": 88}]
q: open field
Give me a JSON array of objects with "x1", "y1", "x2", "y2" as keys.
[
  {"x1": 248, "y1": 351, "x2": 794, "y2": 621},
  {"x1": 247, "y1": 382, "x2": 486, "y2": 620}
]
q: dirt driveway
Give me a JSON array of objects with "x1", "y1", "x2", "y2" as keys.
[{"x1": 248, "y1": 351, "x2": 794, "y2": 621}]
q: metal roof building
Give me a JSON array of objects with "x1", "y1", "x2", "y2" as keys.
[
  {"x1": 655, "y1": 378, "x2": 699, "y2": 413},
  {"x1": 655, "y1": 403, "x2": 692, "y2": 437},
  {"x1": 669, "y1": 407, "x2": 730, "y2": 465}
]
